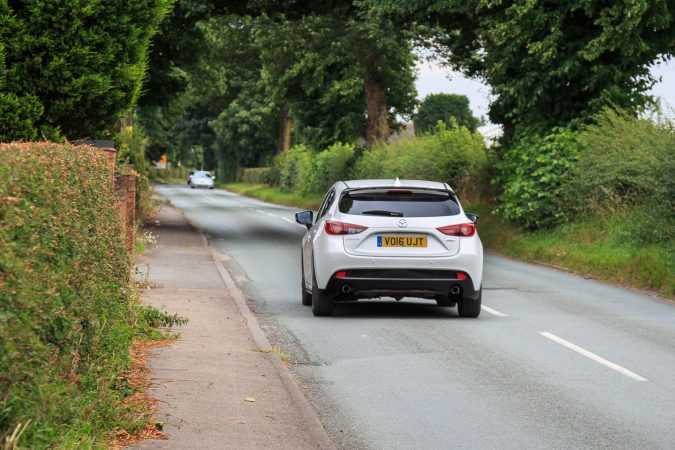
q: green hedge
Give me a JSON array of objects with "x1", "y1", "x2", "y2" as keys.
[
  {"x1": 272, "y1": 142, "x2": 356, "y2": 195},
  {"x1": 0, "y1": 143, "x2": 134, "y2": 447},
  {"x1": 240, "y1": 167, "x2": 274, "y2": 185},
  {"x1": 494, "y1": 128, "x2": 580, "y2": 229},
  {"x1": 569, "y1": 108, "x2": 674, "y2": 243},
  {"x1": 352, "y1": 123, "x2": 488, "y2": 189}
]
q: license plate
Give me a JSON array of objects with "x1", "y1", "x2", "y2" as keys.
[{"x1": 377, "y1": 236, "x2": 427, "y2": 247}]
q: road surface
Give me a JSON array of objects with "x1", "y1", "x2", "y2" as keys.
[{"x1": 154, "y1": 184, "x2": 675, "y2": 450}]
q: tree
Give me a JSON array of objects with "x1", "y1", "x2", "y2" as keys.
[
  {"x1": 414, "y1": 93, "x2": 478, "y2": 133},
  {"x1": 0, "y1": 0, "x2": 171, "y2": 141},
  {"x1": 377, "y1": 0, "x2": 675, "y2": 139}
]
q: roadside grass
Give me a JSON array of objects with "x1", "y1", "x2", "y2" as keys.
[
  {"x1": 467, "y1": 203, "x2": 674, "y2": 299},
  {"x1": 222, "y1": 182, "x2": 323, "y2": 209}
]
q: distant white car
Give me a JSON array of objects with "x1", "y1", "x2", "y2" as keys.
[
  {"x1": 295, "y1": 179, "x2": 483, "y2": 317},
  {"x1": 189, "y1": 171, "x2": 214, "y2": 189}
]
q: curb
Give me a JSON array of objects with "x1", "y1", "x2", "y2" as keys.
[{"x1": 197, "y1": 234, "x2": 336, "y2": 450}]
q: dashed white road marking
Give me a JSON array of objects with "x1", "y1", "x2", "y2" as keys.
[
  {"x1": 281, "y1": 217, "x2": 296, "y2": 224},
  {"x1": 255, "y1": 209, "x2": 266, "y2": 214},
  {"x1": 539, "y1": 331, "x2": 648, "y2": 381},
  {"x1": 481, "y1": 305, "x2": 508, "y2": 317}
]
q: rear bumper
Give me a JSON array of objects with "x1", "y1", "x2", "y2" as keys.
[{"x1": 325, "y1": 269, "x2": 479, "y2": 300}]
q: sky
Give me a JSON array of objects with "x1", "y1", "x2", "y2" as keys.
[{"x1": 414, "y1": 57, "x2": 675, "y2": 122}]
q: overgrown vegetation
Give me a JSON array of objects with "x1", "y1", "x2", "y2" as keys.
[{"x1": 0, "y1": 143, "x2": 180, "y2": 447}]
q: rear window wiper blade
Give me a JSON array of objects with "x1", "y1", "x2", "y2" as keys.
[{"x1": 361, "y1": 210, "x2": 404, "y2": 217}]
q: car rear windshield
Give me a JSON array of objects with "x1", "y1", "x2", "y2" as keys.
[{"x1": 338, "y1": 189, "x2": 460, "y2": 217}]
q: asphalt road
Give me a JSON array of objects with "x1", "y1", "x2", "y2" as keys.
[{"x1": 155, "y1": 184, "x2": 675, "y2": 450}]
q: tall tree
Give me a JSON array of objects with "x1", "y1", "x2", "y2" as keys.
[
  {"x1": 377, "y1": 0, "x2": 675, "y2": 139},
  {"x1": 414, "y1": 93, "x2": 479, "y2": 133},
  {"x1": 0, "y1": 0, "x2": 171, "y2": 140}
]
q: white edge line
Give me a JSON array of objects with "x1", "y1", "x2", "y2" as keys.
[
  {"x1": 539, "y1": 331, "x2": 648, "y2": 381},
  {"x1": 481, "y1": 305, "x2": 508, "y2": 317}
]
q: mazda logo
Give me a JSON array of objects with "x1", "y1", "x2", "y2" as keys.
[{"x1": 397, "y1": 219, "x2": 408, "y2": 228}]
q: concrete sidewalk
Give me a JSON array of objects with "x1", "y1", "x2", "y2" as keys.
[{"x1": 131, "y1": 203, "x2": 333, "y2": 450}]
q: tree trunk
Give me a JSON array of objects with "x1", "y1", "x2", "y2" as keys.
[
  {"x1": 362, "y1": 59, "x2": 389, "y2": 148},
  {"x1": 276, "y1": 101, "x2": 292, "y2": 153}
]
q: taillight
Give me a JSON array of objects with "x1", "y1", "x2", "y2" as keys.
[
  {"x1": 334, "y1": 271, "x2": 348, "y2": 279},
  {"x1": 437, "y1": 223, "x2": 476, "y2": 237},
  {"x1": 325, "y1": 220, "x2": 368, "y2": 235}
]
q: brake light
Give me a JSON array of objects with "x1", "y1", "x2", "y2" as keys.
[
  {"x1": 437, "y1": 223, "x2": 476, "y2": 237},
  {"x1": 325, "y1": 220, "x2": 368, "y2": 235},
  {"x1": 334, "y1": 271, "x2": 348, "y2": 279},
  {"x1": 457, "y1": 272, "x2": 468, "y2": 281}
]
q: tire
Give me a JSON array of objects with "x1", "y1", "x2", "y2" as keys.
[
  {"x1": 435, "y1": 295, "x2": 456, "y2": 307},
  {"x1": 457, "y1": 288, "x2": 481, "y2": 318},
  {"x1": 311, "y1": 267, "x2": 333, "y2": 317},
  {"x1": 190, "y1": 185, "x2": 195, "y2": 189},
  {"x1": 300, "y1": 254, "x2": 312, "y2": 306},
  {"x1": 209, "y1": 187, "x2": 214, "y2": 190}
]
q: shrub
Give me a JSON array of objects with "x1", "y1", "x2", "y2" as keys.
[
  {"x1": 494, "y1": 128, "x2": 580, "y2": 229},
  {"x1": 240, "y1": 167, "x2": 274, "y2": 185},
  {"x1": 273, "y1": 145, "x2": 311, "y2": 191},
  {"x1": 0, "y1": 143, "x2": 133, "y2": 447},
  {"x1": 351, "y1": 123, "x2": 488, "y2": 189},
  {"x1": 568, "y1": 108, "x2": 675, "y2": 243}
]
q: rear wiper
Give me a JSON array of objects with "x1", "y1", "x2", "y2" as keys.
[{"x1": 361, "y1": 210, "x2": 403, "y2": 217}]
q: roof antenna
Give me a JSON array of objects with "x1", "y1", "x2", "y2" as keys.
[{"x1": 394, "y1": 177, "x2": 401, "y2": 187}]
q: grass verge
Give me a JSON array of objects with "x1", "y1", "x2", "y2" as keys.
[
  {"x1": 467, "y1": 203, "x2": 673, "y2": 299},
  {"x1": 222, "y1": 182, "x2": 323, "y2": 209}
]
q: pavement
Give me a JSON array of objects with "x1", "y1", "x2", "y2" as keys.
[
  {"x1": 151, "y1": 184, "x2": 675, "y2": 450},
  {"x1": 130, "y1": 203, "x2": 334, "y2": 450}
]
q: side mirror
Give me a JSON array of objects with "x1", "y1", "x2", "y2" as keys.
[
  {"x1": 295, "y1": 210, "x2": 313, "y2": 229},
  {"x1": 466, "y1": 213, "x2": 479, "y2": 224}
]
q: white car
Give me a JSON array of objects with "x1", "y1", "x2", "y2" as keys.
[
  {"x1": 189, "y1": 171, "x2": 214, "y2": 189},
  {"x1": 295, "y1": 179, "x2": 483, "y2": 317}
]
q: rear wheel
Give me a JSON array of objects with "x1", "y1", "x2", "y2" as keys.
[
  {"x1": 300, "y1": 255, "x2": 312, "y2": 306},
  {"x1": 457, "y1": 288, "x2": 481, "y2": 318},
  {"x1": 312, "y1": 268, "x2": 333, "y2": 316}
]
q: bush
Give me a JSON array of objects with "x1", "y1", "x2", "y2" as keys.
[
  {"x1": 352, "y1": 123, "x2": 488, "y2": 190},
  {"x1": 240, "y1": 167, "x2": 274, "y2": 185},
  {"x1": 271, "y1": 143, "x2": 356, "y2": 195},
  {"x1": 273, "y1": 145, "x2": 311, "y2": 191},
  {"x1": 0, "y1": 143, "x2": 134, "y2": 447},
  {"x1": 494, "y1": 128, "x2": 580, "y2": 229},
  {"x1": 568, "y1": 108, "x2": 674, "y2": 243}
]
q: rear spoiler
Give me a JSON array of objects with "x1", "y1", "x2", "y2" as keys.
[{"x1": 342, "y1": 185, "x2": 458, "y2": 199}]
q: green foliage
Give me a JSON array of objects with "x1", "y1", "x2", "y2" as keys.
[
  {"x1": 271, "y1": 143, "x2": 357, "y2": 196},
  {"x1": 0, "y1": 0, "x2": 171, "y2": 140},
  {"x1": 494, "y1": 128, "x2": 580, "y2": 229},
  {"x1": 0, "y1": 143, "x2": 132, "y2": 446},
  {"x1": 378, "y1": 0, "x2": 674, "y2": 138},
  {"x1": 352, "y1": 123, "x2": 488, "y2": 189},
  {"x1": 414, "y1": 93, "x2": 479, "y2": 133},
  {"x1": 273, "y1": 145, "x2": 312, "y2": 192},
  {"x1": 240, "y1": 167, "x2": 274, "y2": 185},
  {"x1": 568, "y1": 108, "x2": 675, "y2": 243}
]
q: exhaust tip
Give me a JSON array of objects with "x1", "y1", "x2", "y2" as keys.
[
  {"x1": 341, "y1": 284, "x2": 352, "y2": 294},
  {"x1": 450, "y1": 285, "x2": 462, "y2": 296}
]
